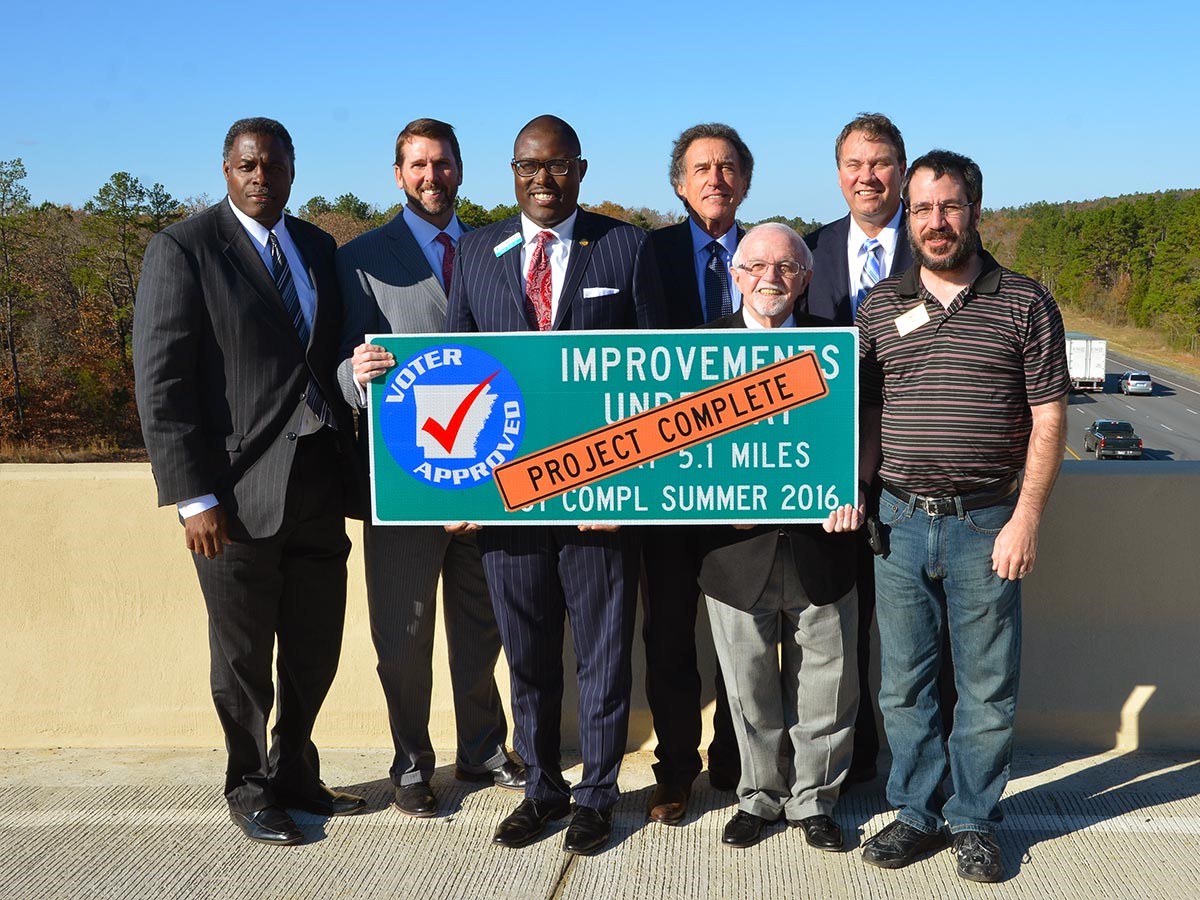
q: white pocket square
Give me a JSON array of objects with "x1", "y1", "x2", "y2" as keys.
[{"x1": 581, "y1": 287, "x2": 620, "y2": 298}]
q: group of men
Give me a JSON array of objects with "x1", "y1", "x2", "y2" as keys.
[{"x1": 132, "y1": 110, "x2": 1068, "y2": 884}]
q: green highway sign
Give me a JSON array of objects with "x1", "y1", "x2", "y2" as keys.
[{"x1": 367, "y1": 328, "x2": 858, "y2": 525}]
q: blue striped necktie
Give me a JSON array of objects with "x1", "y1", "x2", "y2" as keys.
[
  {"x1": 853, "y1": 237, "x2": 884, "y2": 321},
  {"x1": 268, "y1": 232, "x2": 335, "y2": 429},
  {"x1": 704, "y1": 240, "x2": 733, "y2": 321}
]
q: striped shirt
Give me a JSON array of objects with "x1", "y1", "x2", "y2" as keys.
[{"x1": 858, "y1": 250, "x2": 1069, "y2": 495}]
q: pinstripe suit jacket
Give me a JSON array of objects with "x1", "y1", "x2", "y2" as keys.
[
  {"x1": 335, "y1": 212, "x2": 468, "y2": 410},
  {"x1": 133, "y1": 200, "x2": 359, "y2": 539},
  {"x1": 445, "y1": 210, "x2": 665, "y2": 332},
  {"x1": 801, "y1": 213, "x2": 913, "y2": 325}
]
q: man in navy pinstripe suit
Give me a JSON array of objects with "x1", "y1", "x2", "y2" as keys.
[
  {"x1": 133, "y1": 118, "x2": 365, "y2": 846},
  {"x1": 445, "y1": 115, "x2": 665, "y2": 855}
]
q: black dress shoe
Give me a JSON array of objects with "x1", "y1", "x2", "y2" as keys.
[
  {"x1": 646, "y1": 783, "x2": 689, "y2": 825},
  {"x1": 953, "y1": 831, "x2": 1003, "y2": 882},
  {"x1": 230, "y1": 806, "x2": 303, "y2": 845},
  {"x1": 788, "y1": 814, "x2": 844, "y2": 851},
  {"x1": 455, "y1": 756, "x2": 527, "y2": 791},
  {"x1": 862, "y1": 820, "x2": 948, "y2": 869},
  {"x1": 563, "y1": 806, "x2": 612, "y2": 855},
  {"x1": 493, "y1": 798, "x2": 571, "y2": 848},
  {"x1": 721, "y1": 811, "x2": 770, "y2": 848},
  {"x1": 393, "y1": 782, "x2": 437, "y2": 818},
  {"x1": 276, "y1": 784, "x2": 367, "y2": 817},
  {"x1": 708, "y1": 767, "x2": 739, "y2": 792}
]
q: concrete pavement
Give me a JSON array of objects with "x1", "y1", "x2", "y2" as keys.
[{"x1": 2, "y1": 748, "x2": 1197, "y2": 899}]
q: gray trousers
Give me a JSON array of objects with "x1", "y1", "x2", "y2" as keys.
[
  {"x1": 363, "y1": 524, "x2": 509, "y2": 786},
  {"x1": 706, "y1": 547, "x2": 858, "y2": 821}
]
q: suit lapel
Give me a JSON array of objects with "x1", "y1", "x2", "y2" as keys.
[
  {"x1": 554, "y1": 211, "x2": 596, "y2": 329},
  {"x1": 384, "y1": 213, "x2": 450, "y2": 316},
  {"x1": 495, "y1": 219, "x2": 527, "y2": 325},
  {"x1": 216, "y1": 202, "x2": 303, "y2": 349},
  {"x1": 893, "y1": 212, "x2": 914, "y2": 275},
  {"x1": 287, "y1": 216, "x2": 325, "y2": 352}
]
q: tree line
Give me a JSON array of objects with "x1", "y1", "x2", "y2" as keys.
[{"x1": 0, "y1": 157, "x2": 1194, "y2": 453}]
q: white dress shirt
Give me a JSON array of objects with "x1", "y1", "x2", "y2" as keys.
[
  {"x1": 519, "y1": 210, "x2": 576, "y2": 325},
  {"x1": 845, "y1": 204, "x2": 904, "y2": 304}
]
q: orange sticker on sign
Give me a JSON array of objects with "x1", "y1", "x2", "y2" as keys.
[{"x1": 493, "y1": 351, "x2": 829, "y2": 511}]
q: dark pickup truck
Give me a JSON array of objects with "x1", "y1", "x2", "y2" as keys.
[{"x1": 1083, "y1": 420, "x2": 1143, "y2": 459}]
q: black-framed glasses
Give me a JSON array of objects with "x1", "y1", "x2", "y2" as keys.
[
  {"x1": 908, "y1": 201, "x2": 974, "y2": 221},
  {"x1": 511, "y1": 157, "x2": 581, "y2": 177},
  {"x1": 735, "y1": 260, "x2": 807, "y2": 278}
]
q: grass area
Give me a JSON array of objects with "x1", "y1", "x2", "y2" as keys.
[
  {"x1": 0, "y1": 441, "x2": 148, "y2": 463},
  {"x1": 1059, "y1": 307, "x2": 1200, "y2": 380}
]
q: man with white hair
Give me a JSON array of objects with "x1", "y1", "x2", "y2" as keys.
[{"x1": 697, "y1": 222, "x2": 862, "y2": 850}]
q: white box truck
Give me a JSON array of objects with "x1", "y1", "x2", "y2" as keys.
[{"x1": 1065, "y1": 332, "x2": 1107, "y2": 392}]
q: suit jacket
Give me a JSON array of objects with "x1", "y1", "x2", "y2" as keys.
[
  {"x1": 695, "y1": 309, "x2": 857, "y2": 609},
  {"x1": 644, "y1": 219, "x2": 744, "y2": 328},
  {"x1": 133, "y1": 200, "x2": 360, "y2": 539},
  {"x1": 802, "y1": 213, "x2": 912, "y2": 325},
  {"x1": 335, "y1": 212, "x2": 468, "y2": 411},
  {"x1": 445, "y1": 210, "x2": 666, "y2": 332}
]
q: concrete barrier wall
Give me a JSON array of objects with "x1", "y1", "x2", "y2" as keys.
[{"x1": 2, "y1": 462, "x2": 1197, "y2": 751}]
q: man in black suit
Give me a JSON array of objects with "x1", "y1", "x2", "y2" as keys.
[
  {"x1": 802, "y1": 113, "x2": 923, "y2": 784},
  {"x1": 699, "y1": 223, "x2": 862, "y2": 851},
  {"x1": 638, "y1": 123, "x2": 753, "y2": 823},
  {"x1": 134, "y1": 117, "x2": 365, "y2": 846},
  {"x1": 445, "y1": 115, "x2": 664, "y2": 855}
]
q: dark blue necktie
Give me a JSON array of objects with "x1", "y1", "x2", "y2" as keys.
[
  {"x1": 268, "y1": 232, "x2": 335, "y2": 429},
  {"x1": 704, "y1": 240, "x2": 733, "y2": 322}
]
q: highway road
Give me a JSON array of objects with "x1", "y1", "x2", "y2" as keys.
[{"x1": 1066, "y1": 349, "x2": 1200, "y2": 461}]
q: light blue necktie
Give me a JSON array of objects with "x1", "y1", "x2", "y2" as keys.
[{"x1": 853, "y1": 238, "x2": 884, "y2": 321}]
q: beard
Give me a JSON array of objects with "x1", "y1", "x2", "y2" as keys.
[
  {"x1": 911, "y1": 220, "x2": 978, "y2": 272},
  {"x1": 405, "y1": 182, "x2": 455, "y2": 219}
]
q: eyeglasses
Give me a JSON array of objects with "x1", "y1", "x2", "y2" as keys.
[
  {"x1": 908, "y1": 201, "x2": 974, "y2": 221},
  {"x1": 735, "y1": 260, "x2": 807, "y2": 278},
  {"x1": 511, "y1": 157, "x2": 581, "y2": 177}
]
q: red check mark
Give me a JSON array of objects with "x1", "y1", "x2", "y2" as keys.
[{"x1": 421, "y1": 370, "x2": 500, "y2": 453}]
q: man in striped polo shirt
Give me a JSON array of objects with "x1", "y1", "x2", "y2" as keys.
[{"x1": 856, "y1": 150, "x2": 1069, "y2": 883}]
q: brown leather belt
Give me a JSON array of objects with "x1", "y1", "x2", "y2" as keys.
[{"x1": 882, "y1": 475, "x2": 1019, "y2": 517}]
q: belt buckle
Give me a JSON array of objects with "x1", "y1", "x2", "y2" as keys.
[{"x1": 919, "y1": 496, "x2": 955, "y2": 516}]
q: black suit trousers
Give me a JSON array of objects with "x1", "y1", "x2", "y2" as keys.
[
  {"x1": 640, "y1": 526, "x2": 739, "y2": 787},
  {"x1": 193, "y1": 429, "x2": 351, "y2": 814}
]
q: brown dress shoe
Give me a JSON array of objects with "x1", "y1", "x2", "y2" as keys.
[{"x1": 646, "y1": 783, "x2": 689, "y2": 825}]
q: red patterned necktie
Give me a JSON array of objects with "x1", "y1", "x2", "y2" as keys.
[
  {"x1": 525, "y1": 230, "x2": 554, "y2": 331},
  {"x1": 435, "y1": 232, "x2": 454, "y2": 294}
]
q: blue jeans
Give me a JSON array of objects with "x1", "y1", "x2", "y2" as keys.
[{"x1": 873, "y1": 487, "x2": 1022, "y2": 835}]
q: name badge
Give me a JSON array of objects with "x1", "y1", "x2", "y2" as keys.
[
  {"x1": 895, "y1": 303, "x2": 930, "y2": 337},
  {"x1": 493, "y1": 232, "x2": 522, "y2": 257}
]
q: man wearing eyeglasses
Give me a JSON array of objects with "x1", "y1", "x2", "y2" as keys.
[
  {"x1": 445, "y1": 115, "x2": 664, "y2": 855},
  {"x1": 857, "y1": 151, "x2": 1068, "y2": 882},
  {"x1": 697, "y1": 222, "x2": 862, "y2": 850},
  {"x1": 638, "y1": 123, "x2": 754, "y2": 826},
  {"x1": 801, "y1": 112, "x2": 917, "y2": 788}
]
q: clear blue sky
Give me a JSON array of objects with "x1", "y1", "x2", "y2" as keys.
[{"x1": 5, "y1": 1, "x2": 1191, "y2": 226}]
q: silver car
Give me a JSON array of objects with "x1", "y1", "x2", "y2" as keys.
[{"x1": 1119, "y1": 371, "x2": 1153, "y2": 395}]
